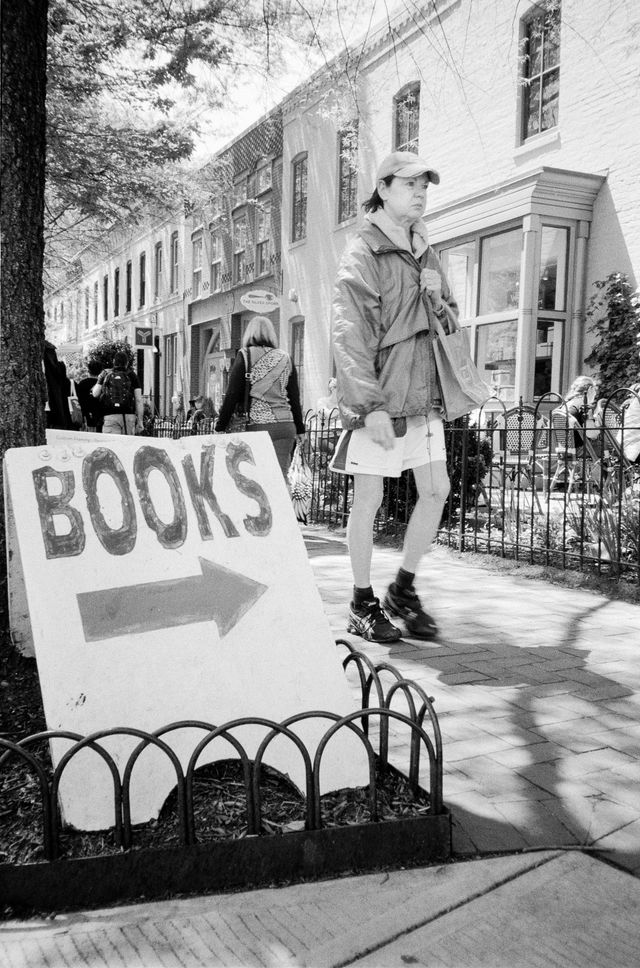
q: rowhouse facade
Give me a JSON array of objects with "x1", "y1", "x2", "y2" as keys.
[
  {"x1": 45, "y1": 0, "x2": 640, "y2": 414},
  {"x1": 280, "y1": 0, "x2": 640, "y2": 409}
]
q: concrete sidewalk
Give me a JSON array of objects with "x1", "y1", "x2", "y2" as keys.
[
  {"x1": 3, "y1": 851, "x2": 640, "y2": 966},
  {"x1": 2, "y1": 528, "x2": 640, "y2": 966},
  {"x1": 305, "y1": 526, "x2": 640, "y2": 877}
]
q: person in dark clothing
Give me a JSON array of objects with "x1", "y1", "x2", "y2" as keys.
[
  {"x1": 43, "y1": 341, "x2": 73, "y2": 430},
  {"x1": 75, "y1": 359, "x2": 104, "y2": 432},
  {"x1": 92, "y1": 350, "x2": 144, "y2": 435},
  {"x1": 215, "y1": 315, "x2": 305, "y2": 476}
]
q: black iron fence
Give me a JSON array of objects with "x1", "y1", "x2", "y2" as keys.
[
  {"x1": 299, "y1": 394, "x2": 640, "y2": 584},
  {"x1": 145, "y1": 393, "x2": 640, "y2": 583}
]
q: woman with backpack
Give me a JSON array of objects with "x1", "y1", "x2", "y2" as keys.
[{"x1": 92, "y1": 351, "x2": 144, "y2": 435}]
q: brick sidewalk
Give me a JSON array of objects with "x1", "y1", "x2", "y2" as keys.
[{"x1": 304, "y1": 526, "x2": 640, "y2": 876}]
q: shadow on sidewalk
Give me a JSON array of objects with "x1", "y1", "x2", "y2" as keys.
[
  {"x1": 409, "y1": 601, "x2": 638, "y2": 870},
  {"x1": 303, "y1": 529, "x2": 639, "y2": 873}
]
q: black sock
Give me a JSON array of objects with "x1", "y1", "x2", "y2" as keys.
[
  {"x1": 353, "y1": 585, "x2": 374, "y2": 605},
  {"x1": 395, "y1": 568, "x2": 414, "y2": 590}
]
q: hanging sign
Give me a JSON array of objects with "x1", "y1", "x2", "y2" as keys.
[
  {"x1": 239, "y1": 290, "x2": 280, "y2": 314},
  {"x1": 134, "y1": 326, "x2": 154, "y2": 348},
  {"x1": 4, "y1": 432, "x2": 366, "y2": 829}
]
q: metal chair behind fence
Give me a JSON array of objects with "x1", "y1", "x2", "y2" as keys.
[{"x1": 497, "y1": 405, "x2": 546, "y2": 511}]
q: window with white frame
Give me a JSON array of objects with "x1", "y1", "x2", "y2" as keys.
[
  {"x1": 113, "y1": 267, "x2": 120, "y2": 317},
  {"x1": 170, "y1": 231, "x2": 179, "y2": 293},
  {"x1": 290, "y1": 318, "x2": 305, "y2": 402},
  {"x1": 394, "y1": 83, "x2": 420, "y2": 152},
  {"x1": 256, "y1": 200, "x2": 271, "y2": 276},
  {"x1": 438, "y1": 219, "x2": 570, "y2": 401},
  {"x1": 192, "y1": 235, "x2": 203, "y2": 298},
  {"x1": 125, "y1": 260, "x2": 132, "y2": 313},
  {"x1": 102, "y1": 275, "x2": 108, "y2": 320},
  {"x1": 93, "y1": 281, "x2": 98, "y2": 326},
  {"x1": 520, "y1": 1, "x2": 560, "y2": 141},
  {"x1": 154, "y1": 243, "x2": 162, "y2": 298},
  {"x1": 233, "y1": 215, "x2": 247, "y2": 283},
  {"x1": 164, "y1": 332, "x2": 178, "y2": 415},
  {"x1": 232, "y1": 179, "x2": 247, "y2": 209},
  {"x1": 256, "y1": 158, "x2": 272, "y2": 194},
  {"x1": 139, "y1": 252, "x2": 146, "y2": 307},
  {"x1": 291, "y1": 153, "x2": 307, "y2": 243},
  {"x1": 337, "y1": 124, "x2": 358, "y2": 223},
  {"x1": 210, "y1": 231, "x2": 222, "y2": 291},
  {"x1": 209, "y1": 229, "x2": 222, "y2": 292}
]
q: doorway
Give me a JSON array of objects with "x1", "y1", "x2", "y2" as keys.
[{"x1": 205, "y1": 350, "x2": 227, "y2": 413}]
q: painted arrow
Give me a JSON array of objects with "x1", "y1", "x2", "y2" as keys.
[{"x1": 77, "y1": 558, "x2": 267, "y2": 642}]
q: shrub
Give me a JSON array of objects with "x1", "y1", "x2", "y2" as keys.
[
  {"x1": 85, "y1": 338, "x2": 136, "y2": 374},
  {"x1": 584, "y1": 273, "x2": 640, "y2": 399}
]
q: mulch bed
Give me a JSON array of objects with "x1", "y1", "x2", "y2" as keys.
[{"x1": 0, "y1": 629, "x2": 430, "y2": 866}]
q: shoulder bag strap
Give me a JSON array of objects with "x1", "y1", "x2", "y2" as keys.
[{"x1": 242, "y1": 348, "x2": 251, "y2": 413}]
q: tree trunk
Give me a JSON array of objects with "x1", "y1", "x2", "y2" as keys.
[{"x1": 0, "y1": 0, "x2": 49, "y2": 615}]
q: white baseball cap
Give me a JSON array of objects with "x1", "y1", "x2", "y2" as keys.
[{"x1": 376, "y1": 150, "x2": 440, "y2": 184}]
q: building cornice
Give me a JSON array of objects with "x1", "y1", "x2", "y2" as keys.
[
  {"x1": 426, "y1": 166, "x2": 607, "y2": 242},
  {"x1": 281, "y1": 0, "x2": 458, "y2": 119}
]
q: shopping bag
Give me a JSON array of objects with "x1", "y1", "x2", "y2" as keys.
[
  {"x1": 68, "y1": 386, "x2": 83, "y2": 427},
  {"x1": 226, "y1": 348, "x2": 252, "y2": 433},
  {"x1": 432, "y1": 316, "x2": 491, "y2": 421},
  {"x1": 287, "y1": 440, "x2": 313, "y2": 524}
]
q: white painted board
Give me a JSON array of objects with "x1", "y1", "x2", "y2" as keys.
[{"x1": 4, "y1": 432, "x2": 367, "y2": 829}]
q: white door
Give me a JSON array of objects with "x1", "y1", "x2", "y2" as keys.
[{"x1": 205, "y1": 351, "x2": 227, "y2": 413}]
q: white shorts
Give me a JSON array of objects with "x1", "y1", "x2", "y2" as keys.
[{"x1": 329, "y1": 414, "x2": 446, "y2": 477}]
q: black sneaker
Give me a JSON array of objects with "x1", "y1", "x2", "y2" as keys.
[
  {"x1": 384, "y1": 583, "x2": 438, "y2": 640},
  {"x1": 347, "y1": 597, "x2": 402, "y2": 643}
]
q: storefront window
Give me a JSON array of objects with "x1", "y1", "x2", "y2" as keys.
[
  {"x1": 534, "y1": 318, "x2": 563, "y2": 397},
  {"x1": 476, "y1": 319, "x2": 518, "y2": 402},
  {"x1": 538, "y1": 226, "x2": 568, "y2": 311},
  {"x1": 478, "y1": 229, "x2": 522, "y2": 315},
  {"x1": 440, "y1": 240, "x2": 475, "y2": 320}
]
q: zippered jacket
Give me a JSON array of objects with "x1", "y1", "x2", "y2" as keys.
[{"x1": 333, "y1": 217, "x2": 458, "y2": 429}]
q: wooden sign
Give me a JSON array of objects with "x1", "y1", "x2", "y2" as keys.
[{"x1": 4, "y1": 432, "x2": 366, "y2": 830}]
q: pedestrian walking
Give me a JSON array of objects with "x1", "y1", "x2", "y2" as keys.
[
  {"x1": 215, "y1": 315, "x2": 306, "y2": 477},
  {"x1": 75, "y1": 359, "x2": 104, "y2": 432},
  {"x1": 330, "y1": 151, "x2": 459, "y2": 642},
  {"x1": 92, "y1": 350, "x2": 144, "y2": 435}
]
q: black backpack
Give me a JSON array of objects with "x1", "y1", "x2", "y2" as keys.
[{"x1": 101, "y1": 368, "x2": 135, "y2": 413}]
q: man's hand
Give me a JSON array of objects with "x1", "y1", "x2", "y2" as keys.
[
  {"x1": 364, "y1": 410, "x2": 395, "y2": 450},
  {"x1": 420, "y1": 267, "x2": 444, "y2": 314}
]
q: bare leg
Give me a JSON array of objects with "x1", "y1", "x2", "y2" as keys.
[
  {"x1": 401, "y1": 460, "x2": 450, "y2": 573},
  {"x1": 346, "y1": 473, "x2": 384, "y2": 587}
]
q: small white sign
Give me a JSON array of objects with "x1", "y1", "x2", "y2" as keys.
[
  {"x1": 4, "y1": 432, "x2": 366, "y2": 829},
  {"x1": 239, "y1": 290, "x2": 280, "y2": 314}
]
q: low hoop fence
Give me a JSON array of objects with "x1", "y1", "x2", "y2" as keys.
[{"x1": 0, "y1": 644, "x2": 449, "y2": 912}]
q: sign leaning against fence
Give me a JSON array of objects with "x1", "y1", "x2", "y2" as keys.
[{"x1": 3, "y1": 431, "x2": 367, "y2": 829}]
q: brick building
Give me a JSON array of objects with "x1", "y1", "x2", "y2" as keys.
[
  {"x1": 280, "y1": 0, "x2": 640, "y2": 408},
  {"x1": 45, "y1": 0, "x2": 640, "y2": 413}
]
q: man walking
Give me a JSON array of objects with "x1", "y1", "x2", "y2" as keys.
[
  {"x1": 92, "y1": 351, "x2": 144, "y2": 435},
  {"x1": 330, "y1": 151, "x2": 459, "y2": 643}
]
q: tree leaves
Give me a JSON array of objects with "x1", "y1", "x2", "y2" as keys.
[
  {"x1": 584, "y1": 273, "x2": 640, "y2": 399},
  {"x1": 43, "y1": 0, "x2": 318, "y2": 288}
]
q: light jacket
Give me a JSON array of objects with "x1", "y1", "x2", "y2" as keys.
[{"x1": 332, "y1": 212, "x2": 459, "y2": 430}]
